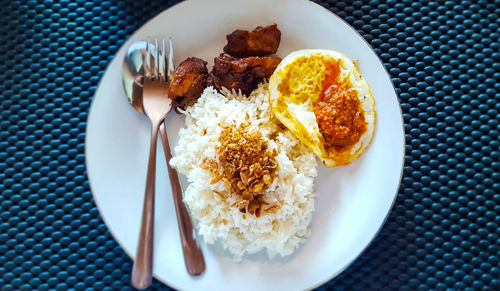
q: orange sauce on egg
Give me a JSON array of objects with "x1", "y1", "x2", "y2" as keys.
[{"x1": 313, "y1": 59, "x2": 367, "y2": 150}]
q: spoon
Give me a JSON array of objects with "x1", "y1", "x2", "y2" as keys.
[{"x1": 122, "y1": 40, "x2": 206, "y2": 283}]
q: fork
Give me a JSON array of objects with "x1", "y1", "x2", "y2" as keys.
[
  {"x1": 132, "y1": 38, "x2": 205, "y2": 289},
  {"x1": 158, "y1": 39, "x2": 206, "y2": 277},
  {"x1": 132, "y1": 38, "x2": 172, "y2": 289}
]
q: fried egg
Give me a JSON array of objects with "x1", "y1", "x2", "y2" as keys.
[{"x1": 269, "y1": 49, "x2": 376, "y2": 167}]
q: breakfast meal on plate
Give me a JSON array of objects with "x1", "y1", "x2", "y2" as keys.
[
  {"x1": 169, "y1": 24, "x2": 376, "y2": 259},
  {"x1": 269, "y1": 49, "x2": 376, "y2": 167}
]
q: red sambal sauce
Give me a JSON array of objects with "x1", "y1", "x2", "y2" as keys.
[{"x1": 313, "y1": 60, "x2": 367, "y2": 149}]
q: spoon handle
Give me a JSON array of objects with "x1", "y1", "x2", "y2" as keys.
[
  {"x1": 132, "y1": 120, "x2": 160, "y2": 289},
  {"x1": 159, "y1": 122, "x2": 206, "y2": 275}
]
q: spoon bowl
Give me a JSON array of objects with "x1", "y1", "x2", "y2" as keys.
[{"x1": 122, "y1": 40, "x2": 148, "y2": 113}]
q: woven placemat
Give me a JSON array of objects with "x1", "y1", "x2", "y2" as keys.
[{"x1": 1, "y1": 0, "x2": 499, "y2": 290}]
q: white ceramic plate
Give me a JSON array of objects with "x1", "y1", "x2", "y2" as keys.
[{"x1": 85, "y1": 0, "x2": 404, "y2": 290}]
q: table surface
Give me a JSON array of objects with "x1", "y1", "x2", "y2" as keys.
[{"x1": 1, "y1": 0, "x2": 499, "y2": 290}]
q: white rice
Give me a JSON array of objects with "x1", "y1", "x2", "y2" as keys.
[{"x1": 170, "y1": 83, "x2": 318, "y2": 260}]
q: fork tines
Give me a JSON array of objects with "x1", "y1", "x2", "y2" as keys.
[{"x1": 144, "y1": 37, "x2": 173, "y2": 82}]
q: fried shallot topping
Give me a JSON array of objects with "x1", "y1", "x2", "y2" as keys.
[{"x1": 199, "y1": 121, "x2": 280, "y2": 217}]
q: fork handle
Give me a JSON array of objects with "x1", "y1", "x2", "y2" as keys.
[
  {"x1": 159, "y1": 122, "x2": 206, "y2": 275},
  {"x1": 132, "y1": 119, "x2": 160, "y2": 289}
]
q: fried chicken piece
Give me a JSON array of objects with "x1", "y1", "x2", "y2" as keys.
[
  {"x1": 168, "y1": 57, "x2": 208, "y2": 112},
  {"x1": 211, "y1": 54, "x2": 281, "y2": 96},
  {"x1": 223, "y1": 24, "x2": 281, "y2": 57}
]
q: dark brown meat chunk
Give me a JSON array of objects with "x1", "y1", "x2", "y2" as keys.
[
  {"x1": 223, "y1": 24, "x2": 281, "y2": 57},
  {"x1": 168, "y1": 57, "x2": 208, "y2": 112},
  {"x1": 211, "y1": 54, "x2": 282, "y2": 96}
]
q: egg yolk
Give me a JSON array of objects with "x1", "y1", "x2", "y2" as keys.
[{"x1": 314, "y1": 84, "x2": 367, "y2": 148}]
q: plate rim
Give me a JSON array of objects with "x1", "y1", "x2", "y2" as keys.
[{"x1": 84, "y1": 0, "x2": 405, "y2": 289}]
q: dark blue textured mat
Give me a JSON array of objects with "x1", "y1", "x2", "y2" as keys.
[{"x1": 0, "y1": 0, "x2": 499, "y2": 290}]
